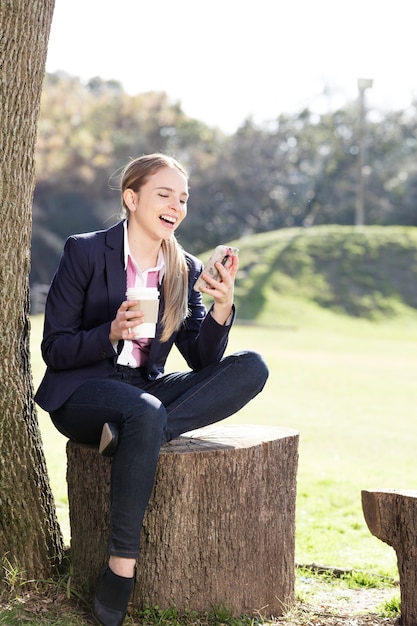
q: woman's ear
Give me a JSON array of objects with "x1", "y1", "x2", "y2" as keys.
[{"x1": 123, "y1": 189, "x2": 136, "y2": 211}]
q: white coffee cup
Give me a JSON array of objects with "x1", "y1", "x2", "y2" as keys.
[{"x1": 126, "y1": 287, "x2": 160, "y2": 339}]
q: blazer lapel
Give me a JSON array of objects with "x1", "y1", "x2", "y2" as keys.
[{"x1": 104, "y1": 221, "x2": 126, "y2": 317}]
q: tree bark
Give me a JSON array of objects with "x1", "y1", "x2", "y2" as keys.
[
  {"x1": 362, "y1": 489, "x2": 417, "y2": 626},
  {"x1": 0, "y1": 0, "x2": 64, "y2": 591},
  {"x1": 67, "y1": 424, "x2": 299, "y2": 617}
]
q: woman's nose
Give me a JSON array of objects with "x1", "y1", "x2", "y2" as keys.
[{"x1": 170, "y1": 198, "x2": 181, "y2": 211}]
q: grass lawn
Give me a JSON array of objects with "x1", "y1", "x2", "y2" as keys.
[{"x1": 30, "y1": 312, "x2": 417, "y2": 579}]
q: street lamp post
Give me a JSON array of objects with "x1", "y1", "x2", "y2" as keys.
[{"x1": 356, "y1": 78, "x2": 373, "y2": 226}]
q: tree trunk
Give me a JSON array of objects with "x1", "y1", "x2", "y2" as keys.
[
  {"x1": 362, "y1": 489, "x2": 417, "y2": 626},
  {"x1": 67, "y1": 424, "x2": 299, "y2": 617},
  {"x1": 0, "y1": 0, "x2": 64, "y2": 592}
]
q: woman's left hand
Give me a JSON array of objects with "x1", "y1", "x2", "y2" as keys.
[{"x1": 199, "y1": 254, "x2": 238, "y2": 325}]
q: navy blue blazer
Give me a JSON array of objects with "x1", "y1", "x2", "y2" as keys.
[{"x1": 35, "y1": 221, "x2": 234, "y2": 412}]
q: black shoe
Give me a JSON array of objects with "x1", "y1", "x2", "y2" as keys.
[
  {"x1": 92, "y1": 565, "x2": 134, "y2": 626},
  {"x1": 93, "y1": 595, "x2": 126, "y2": 626},
  {"x1": 99, "y1": 423, "x2": 119, "y2": 456}
]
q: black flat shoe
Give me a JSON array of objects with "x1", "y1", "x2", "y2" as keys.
[
  {"x1": 92, "y1": 565, "x2": 134, "y2": 626},
  {"x1": 99, "y1": 422, "x2": 119, "y2": 456}
]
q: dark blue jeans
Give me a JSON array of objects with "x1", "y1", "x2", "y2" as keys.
[{"x1": 51, "y1": 350, "x2": 268, "y2": 559}]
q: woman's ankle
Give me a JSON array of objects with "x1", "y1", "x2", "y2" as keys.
[{"x1": 108, "y1": 555, "x2": 136, "y2": 578}]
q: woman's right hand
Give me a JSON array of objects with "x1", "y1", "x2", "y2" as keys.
[{"x1": 109, "y1": 300, "x2": 144, "y2": 343}]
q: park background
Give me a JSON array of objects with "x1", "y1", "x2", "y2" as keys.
[
  {"x1": 29, "y1": 0, "x2": 417, "y2": 584},
  {"x1": 32, "y1": 0, "x2": 417, "y2": 296},
  {"x1": 4, "y1": 1, "x2": 417, "y2": 622}
]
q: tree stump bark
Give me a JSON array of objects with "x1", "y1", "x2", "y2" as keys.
[
  {"x1": 67, "y1": 424, "x2": 299, "y2": 617},
  {"x1": 362, "y1": 489, "x2": 417, "y2": 626}
]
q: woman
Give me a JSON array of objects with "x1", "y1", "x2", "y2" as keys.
[{"x1": 35, "y1": 153, "x2": 268, "y2": 626}]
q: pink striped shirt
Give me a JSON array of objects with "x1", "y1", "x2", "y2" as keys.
[{"x1": 116, "y1": 221, "x2": 164, "y2": 368}]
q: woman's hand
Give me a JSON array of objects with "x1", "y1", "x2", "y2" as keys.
[
  {"x1": 109, "y1": 300, "x2": 144, "y2": 343},
  {"x1": 199, "y1": 254, "x2": 238, "y2": 325}
]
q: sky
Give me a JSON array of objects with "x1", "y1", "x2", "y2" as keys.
[{"x1": 45, "y1": 0, "x2": 417, "y2": 133}]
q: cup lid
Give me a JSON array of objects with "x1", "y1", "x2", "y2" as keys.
[{"x1": 126, "y1": 287, "x2": 159, "y2": 296}]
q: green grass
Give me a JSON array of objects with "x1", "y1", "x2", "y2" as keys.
[
  {"x1": 378, "y1": 594, "x2": 401, "y2": 618},
  {"x1": 30, "y1": 307, "x2": 417, "y2": 579},
  {"x1": 231, "y1": 226, "x2": 417, "y2": 324}
]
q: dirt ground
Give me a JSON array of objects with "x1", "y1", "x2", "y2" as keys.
[
  {"x1": 1, "y1": 578, "x2": 401, "y2": 625},
  {"x1": 273, "y1": 578, "x2": 399, "y2": 626}
]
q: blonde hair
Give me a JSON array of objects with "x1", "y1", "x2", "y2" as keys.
[{"x1": 120, "y1": 154, "x2": 189, "y2": 342}]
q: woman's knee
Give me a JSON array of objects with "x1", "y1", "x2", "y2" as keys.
[
  {"x1": 121, "y1": 392, "x2": 167, "y2": 440},
  {"x1": 236, "y1": 350, "x2": 269, "y2": 391}
]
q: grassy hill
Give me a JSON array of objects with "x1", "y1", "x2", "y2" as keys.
[{"x1": 223, "y1": 225, "x2": 417, "y2": 326}]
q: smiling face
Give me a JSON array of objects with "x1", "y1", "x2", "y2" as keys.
[{"x1": 124, "y1": 165, "x2": 189, "y2": 242}]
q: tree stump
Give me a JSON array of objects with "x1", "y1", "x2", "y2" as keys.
[
  {"x1": 67, "y1": 424, "x2": 299, "y2": 617},
  {"x1": 362, "y1": 489, "x2": 417, "y2": 626}
]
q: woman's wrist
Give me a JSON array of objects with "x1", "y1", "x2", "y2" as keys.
[{"x1": 211, "y1": 303, "x2": 233, "y2": 326}]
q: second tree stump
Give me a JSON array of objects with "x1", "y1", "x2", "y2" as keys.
[{"x1": 362, "y1": 489, "x2": 417, "y2": 626}]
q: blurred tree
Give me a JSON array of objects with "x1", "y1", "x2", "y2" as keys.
[
  {"x1": 0, "y1": 0, "x2": 64, "y2": 591},
  {"x1": 32, "y1": 73, "x2": 417, "y2": 284},
  {"x1": 32, "y1": 73, "x2": 224, "y2": 281}
]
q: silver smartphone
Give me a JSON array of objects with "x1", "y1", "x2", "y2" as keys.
[{"x1": 193, "y1": 245, "x2": 239, "y2": 292}]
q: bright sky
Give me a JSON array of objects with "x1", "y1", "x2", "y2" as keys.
[{"x1": 46, "y1": 0, "x2": 417, "y2": 133}]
